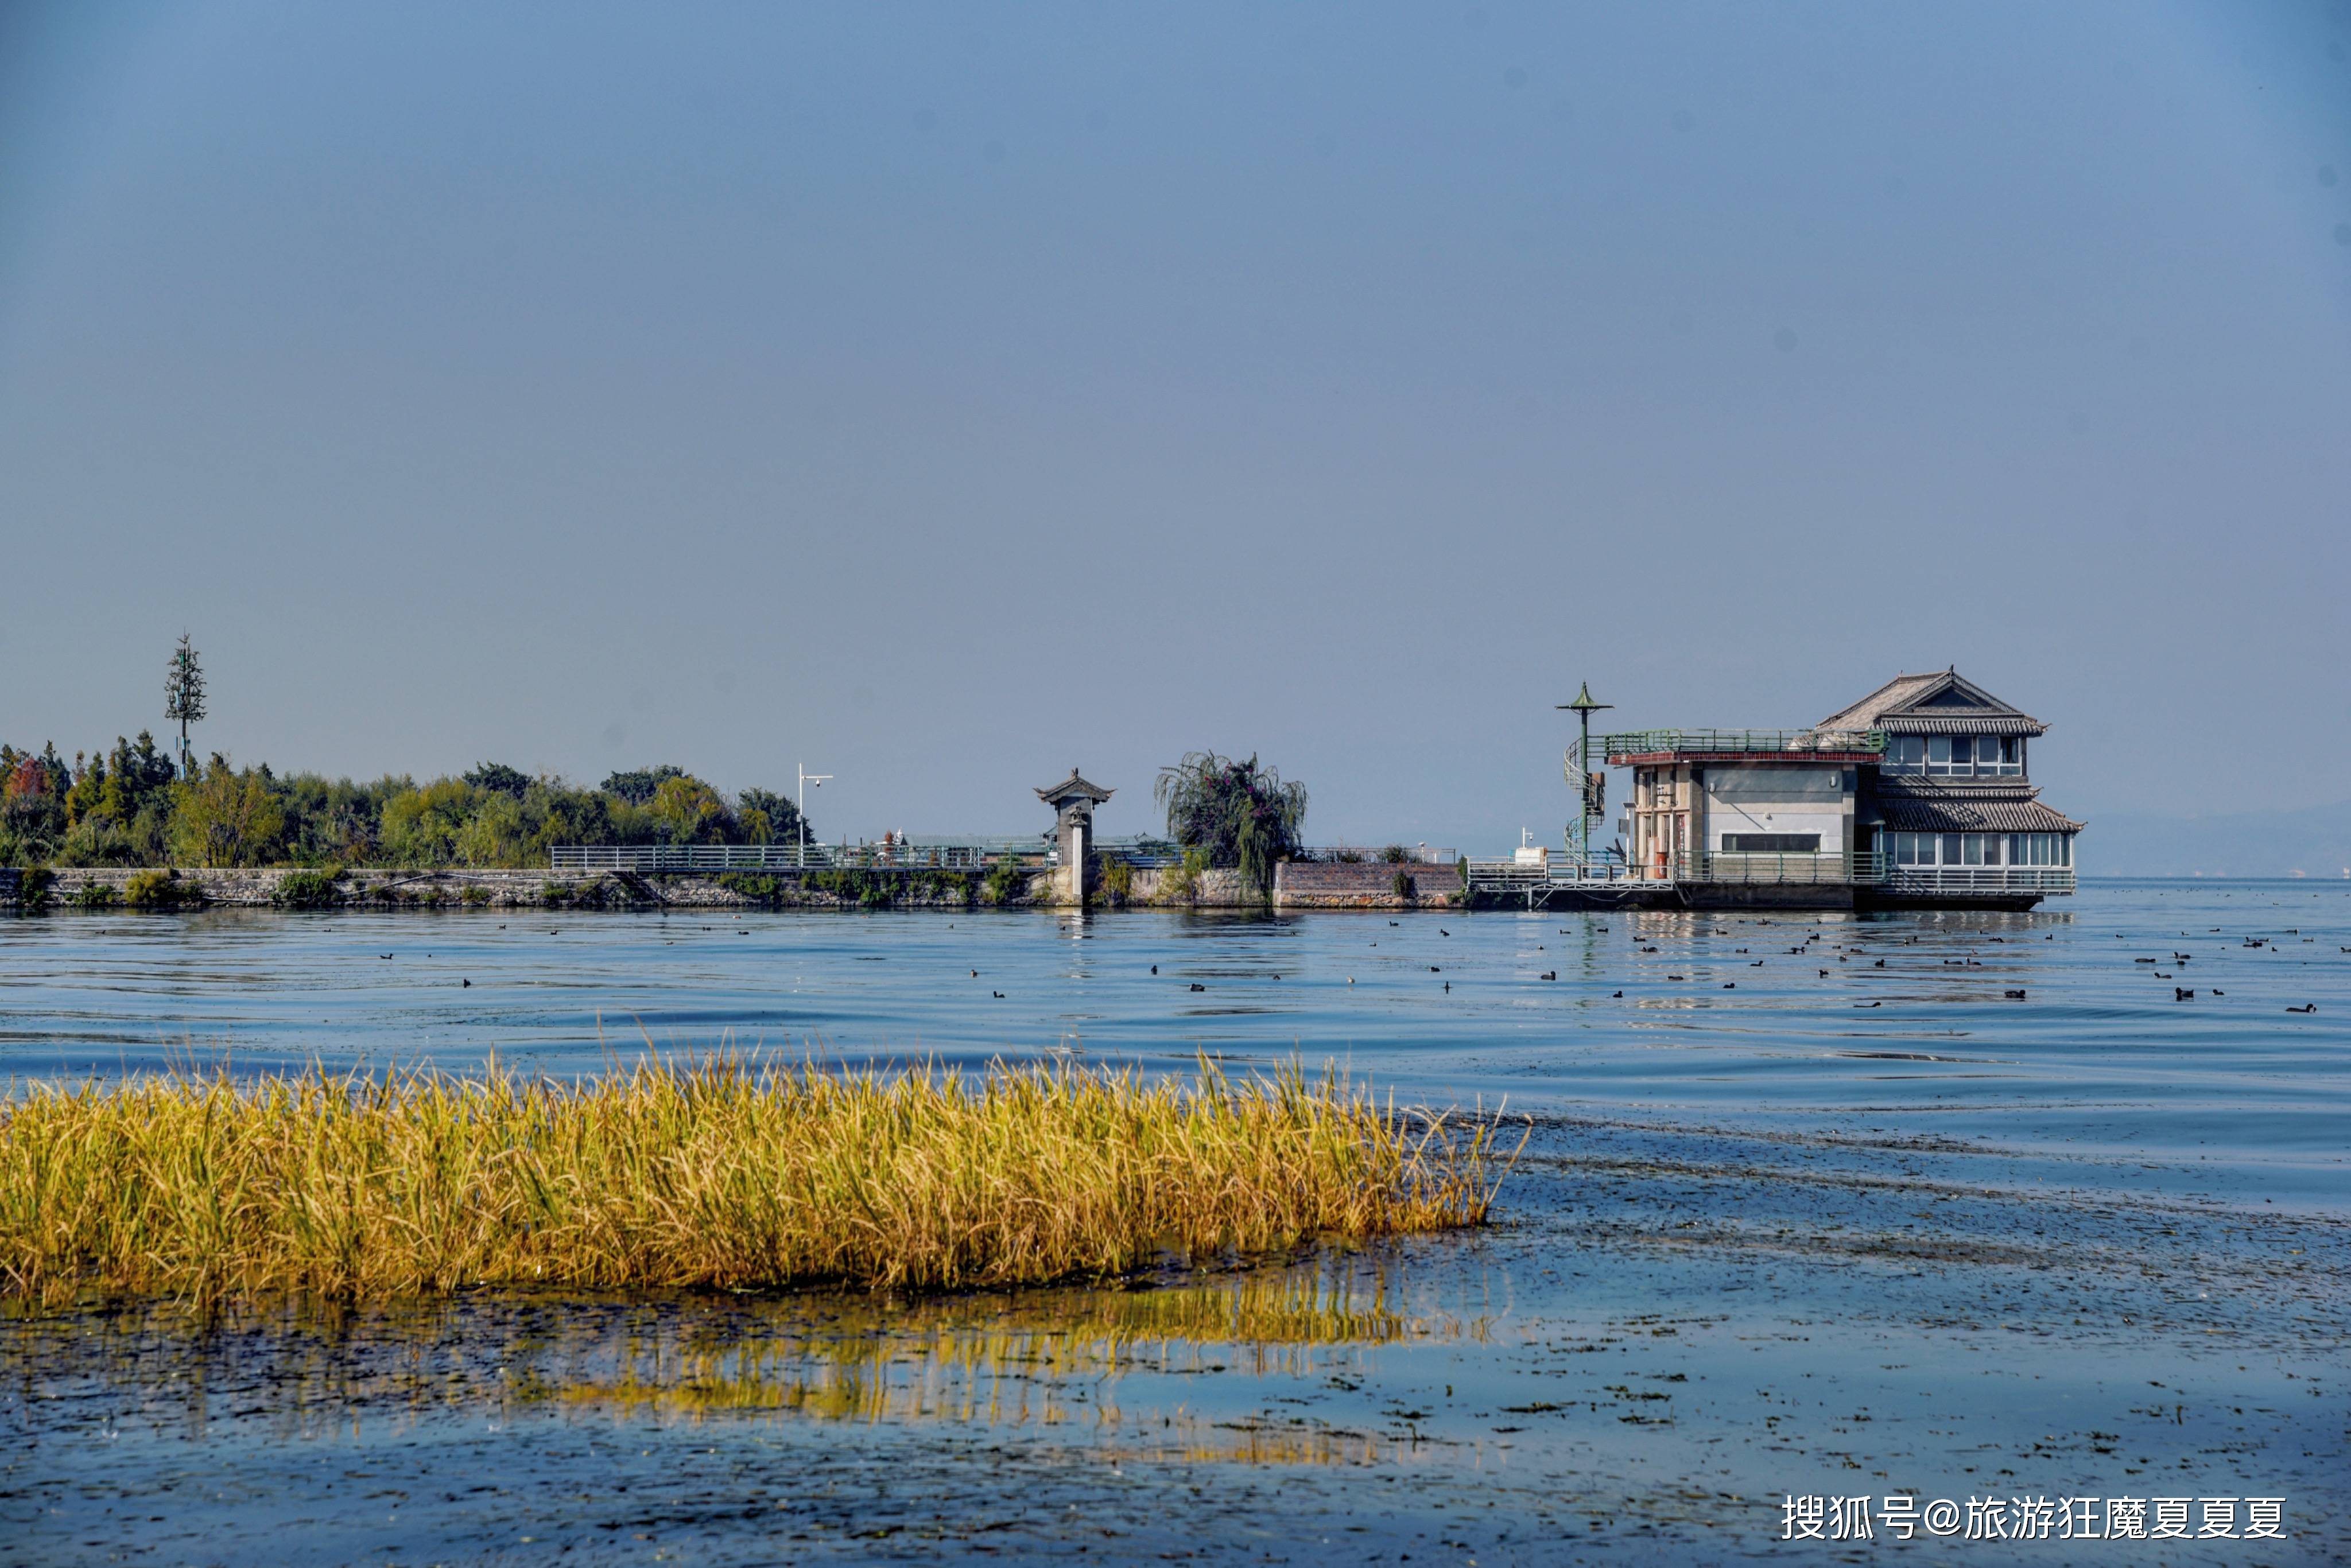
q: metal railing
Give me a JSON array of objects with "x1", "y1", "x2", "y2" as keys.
[
  {"x1": 1883, "y1": 865, "x2": 2076, "y2": 895},
  {"x1": 1464, "y1": 857, "x2": 1644, "y2": 889},
  {"x1": 1298, "y1": 845, "x2": 1458, "y2": 866},
  {"x1": 550, "y1": 840, "x2": 1054, "y2": 874},
  {"x1": 1668, "y1": 850, "x2": 1884, "y2": 885},
  {"x1": 1601, "y1": 728, "x2": 1884, "y2": 759}
]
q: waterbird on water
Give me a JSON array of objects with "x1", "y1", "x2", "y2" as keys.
[
  {"x1": 992, "y1": 991, "x2": 1004, "y2": 999},
  {"x1": 2288, "y1": 1003, "x2": 2317, "y2": 1013},
  {"x1": 1189, "y1": 983, "x2": 1205, "y2": 992}
]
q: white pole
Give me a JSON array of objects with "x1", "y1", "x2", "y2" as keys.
[{"x1": 796, "y1": 763, "x2": 829, "y2": 870}]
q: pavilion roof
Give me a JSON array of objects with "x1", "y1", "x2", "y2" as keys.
[{"x1": 1035, "y1": 769, "x2": 1115, "y2": 806}]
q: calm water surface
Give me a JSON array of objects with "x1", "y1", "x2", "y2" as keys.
[
  {"x1": 3, "y1": 879, "x2": 2345, "y2": 1193},
  {"x1": 2, "y1": 880, "x2": 2345, "y2": 1563}
]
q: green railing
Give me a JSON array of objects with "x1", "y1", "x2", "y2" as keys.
[{"x1": 1599, "y1": 728, "x2": 1884, "y2": 758}]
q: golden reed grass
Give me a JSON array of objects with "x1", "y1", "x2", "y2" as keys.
[{"x1": 0, "y1": 1057, "x2": 1517, "y2": 1306}]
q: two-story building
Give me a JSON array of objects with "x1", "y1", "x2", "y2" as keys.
[
  {"x1": 1821, "y1": 669, "x2": 2082, "y2": 906},
  {"x1": 1604, "y1": 669, "x2": 2082, "y2": 910}
]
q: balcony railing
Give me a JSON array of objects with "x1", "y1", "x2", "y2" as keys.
[
  {"x1": 1884, "y1": 865, "x2": 2075, "y2": 895},
  {"x1": 1601, "y1": 728, "x2": 1884, "y2": 760},
  {"x1": 1669, "y1": 851, "x2": 1883, "y2": 885}
]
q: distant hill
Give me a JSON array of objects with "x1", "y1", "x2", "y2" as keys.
[{"x1": 2079, "y1": 802, "x2": 2351, "y2": 880}]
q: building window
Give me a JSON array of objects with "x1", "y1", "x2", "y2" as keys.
[
  {"x1": 1721, "y1": 833, "x2": 1822, "y2": 852},
  {"x1": 1886, "y1": 735, "x2": 1926, "y2": 774},
  {"x1": 1927, "y1": 736, "x2": 1953, "y2": 777}
]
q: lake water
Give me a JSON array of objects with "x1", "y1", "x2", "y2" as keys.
[{"x1": 3, "y1": 880, "x2": 2346, "y2": 1563}]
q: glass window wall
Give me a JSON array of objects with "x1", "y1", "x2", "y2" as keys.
[{"x1": 1883, "y1": 733, "x2": 2025, "y2": 778}]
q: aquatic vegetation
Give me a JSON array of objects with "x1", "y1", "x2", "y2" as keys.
[{"x1": 0, "y1": 1057, "x2": 1516, "y2": 1307}]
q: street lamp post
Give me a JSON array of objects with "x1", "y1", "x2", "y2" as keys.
[
  {"x1": 1556, "y1": 682, "x2": 1612, "y2": 871},
  {"x1": 797, "y1": 762, "x2": 831, "y2": 870}
]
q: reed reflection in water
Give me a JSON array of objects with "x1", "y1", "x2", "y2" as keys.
[{"x1": 7, "y1": 1252, "x2": 1494, "y2": 1466}]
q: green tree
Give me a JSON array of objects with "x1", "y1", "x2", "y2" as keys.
[
  {"x1": 734, "y1": 786, "x2": 806, "y2": 846},
  {"x1": 1154, "y1": 751, "x2": 1308, "y2": 899},
  {"x1": 600, "y1": 764, "x2": 687, "y2": 805},
  {"x1": 164, "y1": 635, "x2": 206, "y2": 774},
  {"x1": 463, "y1": 762, "x2": 533, "y2": 798},
  {"x1": 378, "y1": 778, "x2": 480, "y2": 865},
  {"x1": 168, "y1": 755, "x2": 285, "y2": 866},
  {"x1": 649, "y1": 775, "x2": 730, "y2": 843}
]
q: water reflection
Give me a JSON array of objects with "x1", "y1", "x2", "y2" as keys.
[{"x1": 5, "y1": 1254, "x2": 1491, "y2": 1465}]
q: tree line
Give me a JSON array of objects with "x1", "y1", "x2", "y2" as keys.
[{"x1": 0, "y1": 740, "x2": 809, "y2": 870}]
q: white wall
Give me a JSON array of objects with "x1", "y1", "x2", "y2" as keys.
[{"x1": 1703, "y1": 765, "x2": 1849, "y2": 851}]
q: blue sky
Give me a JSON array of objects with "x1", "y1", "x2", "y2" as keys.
[{"x1": 3, "y1": 2, "x2": 2348, "y2": 848}]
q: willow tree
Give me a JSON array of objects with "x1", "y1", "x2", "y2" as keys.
[{"x1": 1154, "y1": 751, "x2": 1308, "y2": 899}]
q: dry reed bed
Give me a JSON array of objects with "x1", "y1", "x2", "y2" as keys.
[{"x1": 0, "y1": 1058, "x2": 1515, "y2": 1306}]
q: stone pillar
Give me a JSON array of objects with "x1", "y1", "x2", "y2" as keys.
[{"x1": 1058, "y1": 804, "x2": 1093, "y2": 904}]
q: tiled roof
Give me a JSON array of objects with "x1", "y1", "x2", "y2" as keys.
[
  {"x1": 1035, "y1": 770, "x2": 1115, "y2": 805},
  {"x1": 1819, "y1": 669, "x2": 2047, "y2": 737},
  {"x1": 1873, "y1": 796, "x2": 2084, "y2": 833}
]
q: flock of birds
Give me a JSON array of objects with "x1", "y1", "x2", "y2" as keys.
[{"x1": 332, "y1": 909, "x2": 2327, "y2": 1015}]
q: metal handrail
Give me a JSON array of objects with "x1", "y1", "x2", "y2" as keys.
[
  {"x1": 549, "y1": 842, "x2": 1053, "y2": 874},
  {"x1": 1601, "y1": 728, "x2": 1884, "y2": 758},
  {"x1": 1666, "y1": 850, "x2": 1884, "y2": 885},
  {"x1": 1884, "y1": 865, "x2": 2077, "y2": 893}
]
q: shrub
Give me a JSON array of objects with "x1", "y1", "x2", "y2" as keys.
[
  {"x1": 72, "y1": 881, "x2": 121, "y2": 910},
  {"x1": 717, "y1": 872, "x2": 789, "y2": 905},
  {"x1": 1158, "y1": 846, "x2": 1211, "y2": 905},
  {"x1": 17, "y1": 866, "x2": 56, "y2": 913},
  {"x1": 125, "y1": 869, "x2": 194, "y2": 909},
  {"x1": 983, "y1": 859, "x2": 1031, "y2": 906},
  {"x1": 1379, "y1": 845, "x2": 1412, "y2": 865},
  {"x1": 272, "y1": 868, "x2": 342, "y2": 909},
  {"x1": 1392, "y1": 869, "x2": 1417, "y2": 901},
  {"x1": 459, "y1": 884, "x2": 492, "y2": 906},
  {"x1": 1097, "y1": 855, "x2": 1134, "y2": 906}
]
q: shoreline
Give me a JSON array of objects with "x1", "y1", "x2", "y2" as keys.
[{"x1": 4, "y1": 861, "x2": 1466, "y2": 913}]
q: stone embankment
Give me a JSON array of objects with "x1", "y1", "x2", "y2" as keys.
[{"x1": 13, "y1": 861, "x2": 1461, "y2": 913}]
